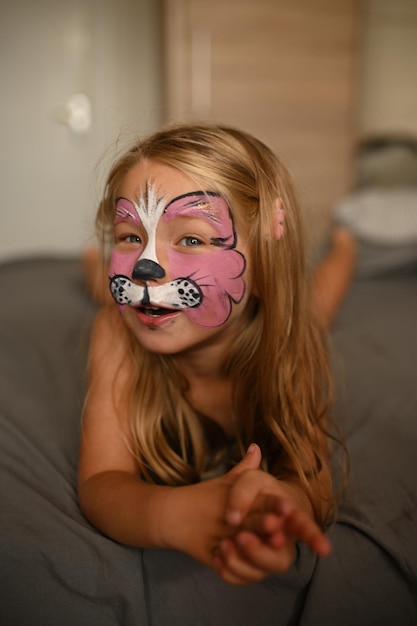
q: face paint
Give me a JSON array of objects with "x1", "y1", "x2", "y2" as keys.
[
  {"x1": 163, "y1": 192, "x2": 245, "y2": 326},
  {"x1": 110, "y1": 190, "x2": 201, "y2": 309},
  {"x1": 109, "y1": 184, "x2": 246, "y2": 328}
]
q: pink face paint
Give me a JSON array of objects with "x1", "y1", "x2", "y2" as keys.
[
  {"x1": 111, "y1": 197, "x2": 144, "y2": 280},
  {"x1": 114, "y1": 197, "x2": 140, "y2": 225},
  {"x1": 109, "y1": 187, "x2": 246, "y2": 328},
  {"x1": 163, "y1": 192, "x2": 245, "y2": 327}
]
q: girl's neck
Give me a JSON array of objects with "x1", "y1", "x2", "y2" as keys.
[
  {"x1": 186, "y1": 377, "x2": 236, "y2": 437},
  {"x1": 173, "y1": 344, "x2": 236, "y2": 437},
  {"x1": 173, "y1": 338, "x2": 227, "y2": 382}
]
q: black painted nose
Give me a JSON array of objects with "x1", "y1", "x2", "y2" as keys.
[{"x1": 132, "y1": 259, "x2": 165, "y2": 281}]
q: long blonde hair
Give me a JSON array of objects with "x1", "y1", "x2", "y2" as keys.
[{"x1": 96, "y1": 123, "x2": 336, "y2": 525}]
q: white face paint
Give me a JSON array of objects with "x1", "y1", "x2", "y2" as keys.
[{"x1": 130, "y1": 181, "x2": 166, "y2": 266}]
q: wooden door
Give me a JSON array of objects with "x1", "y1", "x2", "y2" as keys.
[{"x1": 163, "y1": 0, "x2": 362, "y2": 249}]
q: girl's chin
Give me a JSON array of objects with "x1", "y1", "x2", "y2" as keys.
[{"x1": 120, "y1": 305, "x2": 231, "y2": 356}]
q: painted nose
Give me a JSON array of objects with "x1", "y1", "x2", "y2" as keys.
[{"x1": 132, "y1": 259, "x2": 165, "y2": 281}]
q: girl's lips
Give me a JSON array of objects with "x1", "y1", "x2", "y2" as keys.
[{"x1": 135, "y1": 306, "x2": 180, "y2": 328}]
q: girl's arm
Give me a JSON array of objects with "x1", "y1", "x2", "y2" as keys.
[
  {"x1": 78, "y1": 306, "x2": 170, "y2": 547},
  {"x1": 78, "y1": 307, "x2": 261, "y2": 567}
]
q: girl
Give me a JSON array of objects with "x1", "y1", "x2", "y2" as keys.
[{"x1": 78, "y1": 123, "x2": 336, "y2": 586}]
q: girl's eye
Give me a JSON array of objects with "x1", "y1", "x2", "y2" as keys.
[
  {"x1": 179, "y1": 236, "x2": 203, "y2": 247},
  {"x1": 118, "y1": 234, "x2": 142, "y2": 244},
  {"x1": 126, "y1": 234, "x2": 142, "y2": 244}
]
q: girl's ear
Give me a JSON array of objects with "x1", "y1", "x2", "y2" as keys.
[{"x1": 274, "y1": 199, "x2": 285, "y2": 239}]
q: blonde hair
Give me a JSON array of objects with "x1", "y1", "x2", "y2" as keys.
[{"x1": 96, "y1": 123, "x2": 336, "y2": 526}]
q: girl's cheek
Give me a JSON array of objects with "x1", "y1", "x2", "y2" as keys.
[
  {"x1": 109, "y1": 249, "x2": 138, "y2": 279},
  {"x1": 165, "y1": 248, "x2": 200, "y2": 278}
]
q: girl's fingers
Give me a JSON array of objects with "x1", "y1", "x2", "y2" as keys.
[
  {"x1": 214, "y1": 511, "x2": 331, "y2": 584},
  {"x1": 234, "y1": 531, "x2": 296, "y2": 573},
  {"x1": 282, "y1": 509, "x2": 332, "y2": 556},
  {"x1": 226, "y1": 444, "x2": 262, "y2": 480},
  {"x1": 243, "y1": 495, "x2": 331, "y2": 557},
  {"x1": 239, "y1": 495, "x2": 292, "y2": 535},
  {"x1": 225, "y1": 470, "x2": 282, "y2": 527},
  {"x1": 224, "y1": 464, "x2": 332, "y2": 560},
  {"x1": 214, "y1": 538, "x2": 268, "y2": 585},
  {"x1": 240, "y1": 511, "x2": 284, "y2": 536}
]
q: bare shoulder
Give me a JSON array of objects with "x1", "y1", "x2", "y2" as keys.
[
  {"x1": 89, "y1": 305, "x2": 127, "y2": 362},
  {"x1": 87, "y1": 304, "x2": 134, "y2": 414},
  {"x1": 87, "y1": 305, "x2": 136, "y2": 388},
  {"x1": 79, "y1": 305, "x2": 138, "y2": 482}
]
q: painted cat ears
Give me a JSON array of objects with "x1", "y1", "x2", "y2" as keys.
[{"x1": 274, "y1": 198, "x2": 285, "y2": 239}]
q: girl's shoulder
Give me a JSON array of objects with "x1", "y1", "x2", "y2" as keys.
[
  {"x1": 92, "y1": 303, "x2": 123, "y2": 334},
  {"x1": 91, "y1": 304, "x2": 127, "y2": 345},
  {"x1": 88, "y1": 305, "x2": 131, "y2": 376}
]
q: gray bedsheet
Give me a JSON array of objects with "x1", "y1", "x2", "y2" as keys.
[{"x1": 0, "y1": 257, "x2": 416, "y2": 625}]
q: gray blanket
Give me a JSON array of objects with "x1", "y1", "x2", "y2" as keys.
[{"x1": 1, "y1": 256, "x2": 416, "y2": 625}]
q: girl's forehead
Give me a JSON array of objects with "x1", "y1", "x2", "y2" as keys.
[
  {"x1": 115, "y1": 161, "x2": 239, "y2": 231},
  {"x1": 118, "y1": 160, "x2": 206, "y2": 201}
]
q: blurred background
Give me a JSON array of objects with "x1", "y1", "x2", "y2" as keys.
[{"x1": 1, "y1": 0, "x2": 416, "y2": 261}]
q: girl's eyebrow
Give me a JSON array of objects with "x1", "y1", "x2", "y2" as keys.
[
  {"x1": 166, "y1": 190, "x2": 221, "y2": 207},
  {"x1": 165, "y1": 191, "x2": 224, "y2": 223},
  {"x1": 114, "y1": 197, "x2": 138, "y2": 223}
]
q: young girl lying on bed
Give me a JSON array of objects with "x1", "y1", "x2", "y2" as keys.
[{"x1": 78, "y1": 123, "x2": 346, "y2": 585}]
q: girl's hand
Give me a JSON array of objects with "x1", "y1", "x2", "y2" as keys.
[
  {"x1": 212, "y1": 445, "x2": 331, "y2": 585},
  {"x1": 159, "y1": 443, "x2": 263, "y2": 568}
]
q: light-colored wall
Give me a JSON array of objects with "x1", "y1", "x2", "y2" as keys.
[
  {"x1": 1, "y1": 0, "x2": 416, "y2": 261},
  {"x1": 359, "y1": 0, "x2": 417, "y2": 137},
  {"x1": 0, "y1": 0, "x2": 162, "y2": 261}
]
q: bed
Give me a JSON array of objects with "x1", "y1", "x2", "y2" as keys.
[
  {"x1": 0, "y1": 244, "x2": 416, "y2": 625},
  {"x1": 3, "y1": 129, "x2": 417, "y2": 625}
]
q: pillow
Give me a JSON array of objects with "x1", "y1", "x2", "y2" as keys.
[
  {"x1": 356, "y1": 137, "x2": 417, "y2": 188},
  {"x1": 334, "y1": 187, "x2": 417, "y2": 278}
]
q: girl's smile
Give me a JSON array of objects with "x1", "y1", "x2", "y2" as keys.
[{"x1": 135, "y1": 306, "x2": 181, "y2": 329}]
